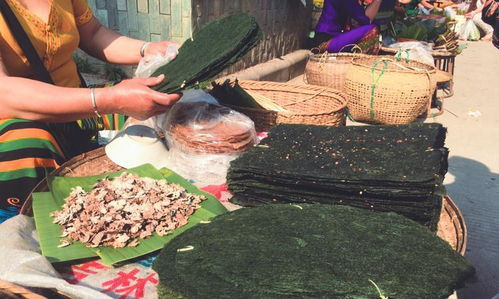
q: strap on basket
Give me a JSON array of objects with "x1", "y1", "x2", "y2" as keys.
[
  {"x1": 369, "y1": 59, "x2": 389, "y2": 120},
  {"x1": 395, "y1": 49, "x2": 411, "y2": 63},
  {"x1": 369, "y1": 58, "x2": 434, "y2": 121}
]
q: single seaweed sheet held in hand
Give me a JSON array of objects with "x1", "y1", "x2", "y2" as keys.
[
  {"x1": 153, "y1": 204, "x2": 474, "y2": 299},
  {"x1": 228, "y1": 123, "x2": 449, "y2": 230},
  {"x1": 152, "y1": 13, "x2": 262, "y2": 94}
]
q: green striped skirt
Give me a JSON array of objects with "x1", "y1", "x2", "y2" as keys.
[
  {"x1": 0, "y1": 115, "x2": 126, "y2": 223},
  {"x1": 0, "y1": 119, "x2": 66, "y2": 222}
]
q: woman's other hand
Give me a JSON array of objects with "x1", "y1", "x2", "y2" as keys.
[
  {"x1": 100, "y1": 74, "x2": 181, "y2": 120},
  {"x1": 143, "y1": 41, "x2": 181, "y2": 57}
]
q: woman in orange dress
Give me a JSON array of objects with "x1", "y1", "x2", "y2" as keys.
[{"x1": 0, "y1": 0, "x2": 181, "y2": 222}]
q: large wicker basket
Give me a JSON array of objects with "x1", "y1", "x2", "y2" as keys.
[
  {"x1": 303, "y1": 53, "x2": 367, "y2": 91},
  {"x1": 344, "y1": 56, "x2": 436, "y2": 124},
  {"x1": 226, "y1": 80, "x2": 347, "y2": 132}
]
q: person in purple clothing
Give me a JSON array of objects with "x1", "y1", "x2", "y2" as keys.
[{"x1": 312, "y1": 0, "x2": 384, "y2": 53}]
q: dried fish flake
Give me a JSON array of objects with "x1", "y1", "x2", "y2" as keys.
[{"x1": 51, "y1": 172, "x2": 206, "y2": 248}]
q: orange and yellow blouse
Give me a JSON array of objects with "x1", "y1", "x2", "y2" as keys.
[{"x1": 0, "y1": 0, "x2": 93, "y2": 87}]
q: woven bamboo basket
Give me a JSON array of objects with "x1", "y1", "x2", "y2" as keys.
[
  {"x1": 225, "y1": 80, "x2": 347, "y2": 132},
  {"x1": 344, "y1": 56, "x2": 437, "y2": 124},
  {"x1": 22, "y1": 147, "x2": 467, "y2": 256},
  {"x1": 303, "y1": 53, "x2": 368, "y2": 91}
]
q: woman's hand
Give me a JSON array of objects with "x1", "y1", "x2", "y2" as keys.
[{"x1": 99, "y1": 74, "x2": 181, "y2": 120}]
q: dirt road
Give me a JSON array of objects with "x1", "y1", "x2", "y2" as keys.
[{"x1": 435, "y1": 41, "x2": 498, "y2": 299}]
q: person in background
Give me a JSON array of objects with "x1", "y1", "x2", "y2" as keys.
[
  {"x1": 466, "y1": 0, "x2": 494, "y2": 40},
  {"x1": 0, "y1": 0, "x2": 181, "y2": 222},
  {"x1": 418, "y1": 0, "x2": 445, "y2": 14},
  {"x1": 481, "y1": 0, "x2": 498, "y2": 47},
  {"x1": 311, "y1": 0, "x2": 384, "y2": 53}
]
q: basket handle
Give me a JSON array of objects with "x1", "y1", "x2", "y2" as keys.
[
  {"x1": 303, "y1": 51, "x2": 330, "y2": 83},
  {"x1": 339, "y1": 43, "x2": 363, "y2": 54},
  {"x1": 281, "y1": 88, "x2": 328, "y2": 108}
]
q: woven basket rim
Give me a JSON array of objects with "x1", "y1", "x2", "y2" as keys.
[
  {"x1": 380, "y1": 46, "x2": 456, "y2": 58},
  {"x1": 237, "y1": 80, "x2": 348, "y2": 114},
  {"x1": 441, "y1": 196, "x2": 467, "y2": 256},
  {"x1": 308, "y1": 52, "x2": 368, "y2": 63},
  {"x1": 351, "y1": 56, "x2": 436, "y2": 74},
  {"x1": 0, "y1": 280, "x2": 45, "y2": 299}
]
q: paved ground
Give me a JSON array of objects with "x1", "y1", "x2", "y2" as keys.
[{"x1": 436, "y1": 42, "x2": 499, "y2": 299}]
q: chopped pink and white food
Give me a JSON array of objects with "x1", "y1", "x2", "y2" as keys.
[{"x1": 51, "y1": 173, "x2": 206, "y2": 248}]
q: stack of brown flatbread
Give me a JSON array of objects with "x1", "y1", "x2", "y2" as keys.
[{"x1": 167, "y1": 102, "x2": 256, "y2": 155}]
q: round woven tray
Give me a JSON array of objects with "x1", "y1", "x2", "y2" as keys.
[
  {"x1": 22, "y1": 148, "x2": 467, "y2": 256},
  {"x1": 0, "y1": 280, "x2": 70, "y2": 299},
  {"x1": 0, "y1": 280, "x2": 44, "y2": 299}
]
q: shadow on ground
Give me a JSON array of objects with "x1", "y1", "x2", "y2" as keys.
[{"x1": 445, "y1": 156, "x2": 499, "y2": 299}]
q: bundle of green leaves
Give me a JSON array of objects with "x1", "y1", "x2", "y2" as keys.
[
  {"x1": 152, "y1": 13, "x2": 262, "y2": 94},
  {"x1": 153, "y1": 204, "x2": 474, "y2": 298},
  {"x1": 390, "y1": 16, "x2": 448, "y2": 42}
]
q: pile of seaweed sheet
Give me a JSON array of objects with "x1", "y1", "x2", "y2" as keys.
[
  {"x1": 152, "y1": 13, "x2": 262, "y2": 94},
  {"x1": 227, "y1": 123, "x2": 449, "y2": 231},
  {"x1": 153, "y1": 204, "x2": 474, "y2": 299}
]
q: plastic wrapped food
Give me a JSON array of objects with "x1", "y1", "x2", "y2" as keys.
[
  {"x1": 389, "y1": 41, "x2": 435, "y2": 66},
  {"x1": 164, "y1": 101, "x2": 256, "y2": 155},
  {"x1": 162, "y1": 101, "x2": 257, "y2": 185}
]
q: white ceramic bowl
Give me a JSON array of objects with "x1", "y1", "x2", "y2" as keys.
[{"x1": 105, "y1": 125, "x2": 169, "y2": 169}]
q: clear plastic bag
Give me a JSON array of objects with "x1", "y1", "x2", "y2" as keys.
[
  {"x1": 134, "y1": 44, "x2": 179, "y2": 78},
  {"x1": 458, "y1": 19, "x2": 481, "y2": 41},
  {"x1": 161, "y1": 100, "x2": 257, "y2": 186},
  {"x1": 389, "y1": 41, "x2": 435, "y2": 66}
]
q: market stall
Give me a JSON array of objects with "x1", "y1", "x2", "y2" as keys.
[{"x1": 0, "y1": 11, "x2": 476, "y2": 299}]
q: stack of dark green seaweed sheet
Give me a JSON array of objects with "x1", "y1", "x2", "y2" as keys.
[
  {"x1": 153, "y1": 205, "x2": 474, "y2": 299},
  {"x1": 228, "y1": 123, "x2": 448, "y2": 230},
  {"x1": 152, "y1": 13, "x2": 262, "y2": 94}
]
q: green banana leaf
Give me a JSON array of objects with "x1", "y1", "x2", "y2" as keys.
[
  {"x1": 210, "y1": 79, "x2": 263, "y2": 109},
  {"x1": 33, "y1": 192, "x2": 97, "y2": 262},
  {"x1": 32, "y1": 164, "x2": 227, "y2": 265}
]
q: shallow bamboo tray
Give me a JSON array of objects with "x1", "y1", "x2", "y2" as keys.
[
  {"x1": 226, "y1": 80, "x2": 347, "y2": 132},
  {"x1": 22, "y1": 147, "x2": 467, "y2": 255}
]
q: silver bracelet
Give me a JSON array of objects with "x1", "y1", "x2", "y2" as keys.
[
  {"x1": 90, "y1": 88, "x2": 102, "y2": 118},
  {"x1": 140, "y1": 42, "x2": 150, "y2": 57}
]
